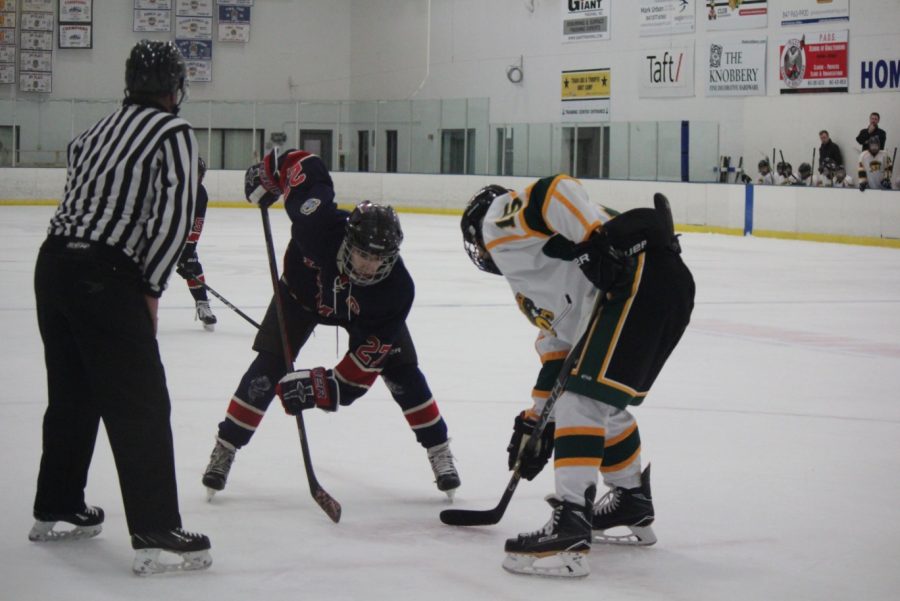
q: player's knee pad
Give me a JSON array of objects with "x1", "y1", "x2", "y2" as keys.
[{"x1": 235, "y1": 352, "x2": 287, "y2": 409}]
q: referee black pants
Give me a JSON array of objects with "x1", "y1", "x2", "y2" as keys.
[{"x1": 33, "y1": 237, "x2": 182, "y2": 535}]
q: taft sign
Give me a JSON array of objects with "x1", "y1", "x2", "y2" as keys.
[{"x1": 639, "y1": 44, "x2": 695, "y2": 98}]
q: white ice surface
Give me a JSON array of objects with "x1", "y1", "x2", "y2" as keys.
[{"x1": 1, "y1": 206, "x2": 899, "y2": 600}]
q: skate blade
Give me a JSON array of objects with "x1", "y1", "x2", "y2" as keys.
[
  {"x1": 133, "y1": 549, "x2": 212, "y2": 575},
  {"x1": 205, "y1": 488, "x2": 218, "y2": 502},
  {"x1": 502, "y1": 551, "x2": 589, "y2": 578},
  {"x1": 202, "y1": 323, "x2": 215, "y2": 332},
  {"x1": 592, "y1": 524, "x2": 657, "y2": 546},
  {"x1": 28, "y1": 521, "x2": 102, "y2": 542},
  {"x1": 443, "y1": 488, "x2": 456, "y2": 502}
]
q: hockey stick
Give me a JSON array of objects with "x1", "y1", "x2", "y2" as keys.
[
  {"x1": 259, "y1": 203, "x2": 342, "y2": 523},
  {"x1": 196, "y1": 280, "x2": 261, "y2": 329},
  {"x1": 440, "y1": 292, "x2": 604, "y2": 527}
]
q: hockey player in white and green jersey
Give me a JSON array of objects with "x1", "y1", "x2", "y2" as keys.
[
  {"x1": 858, "y1": 137, "x2": 893, "y2": 191},
  {"x1": 461, "y1": 175, "x2": 694, "y2": 577}
]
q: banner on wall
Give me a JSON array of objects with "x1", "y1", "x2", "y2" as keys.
[
  {"x1": 781, "y1": 0, "x2": 848, "y2": 26},
  {"x1": 218, "y1": 5, "x2": 250, "y2": 42},
  {"x1": 705, "y1": 0, "x2": 767, "y2": 31},
  {"x1": 561, "y1": 68, "x2": 611, "y2": 122},
  {"x1": 0, "y1": 0, "x2": 14, "y2": 83},
  {"x1": 639, "y1": 44, "x2": 695, "y2": 98},
  {"x1": 639, "y1": 0, "x2": 695, "y2": 37},
  {"x1": 778, "y1": 30, "x2": 848, "y2": 94},
  {"x1": 858, "y1": 56, "x2": 900, "y2": 93},
  {"x1": 563, "y1": 0, "x2": 611, "y2": 42},
  {"x1": 706, "y1": 37, "x2": 766, "y2": 96}
]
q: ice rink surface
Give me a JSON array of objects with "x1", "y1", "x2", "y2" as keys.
[{"x1": 1, "y1": 205, "x2": 899, "y2": 600}]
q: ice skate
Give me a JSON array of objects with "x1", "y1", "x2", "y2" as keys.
[
  {"x1": 28, "y1": 505, "x2": 104, "y2": 542},
  {"x1": 592, "y1": 464, "x2": 657, "y2": 546},
  {"x1": 202, "y1": 439, "x2": 236, "y2": 500},
  {"x1": 195, "y1": 300, "x2": 217, "y2": 331},
  {"x1": 131, "y1": 528, "x2": 212, "y2": 575},
  {"x1": 426, "y1": 440, "x2": 460, "y2": 500},
  {"x1": 503, "y1": 487, "x2": 594, "y2": 578}
]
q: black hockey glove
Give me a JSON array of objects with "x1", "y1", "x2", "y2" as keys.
[
  {"x1": 244, "y1": 162, "x2": 280, "y2": 208},
  {"x1": 881, "y1": 178, "x2": 892, "y2": 190},
  {"x1": 276, "y1": 367, "x2": 340, "y2": 414},
  {"x1": 572, "y1": 229, "x2": 636, "y2": 304},
  {"x1": 176, "y1": 255, "x2": 202, "y2": 279},
  {"x1": 507, "y1": 410, "x2": 555, "y2": 481},
  {"x1": 859, "y1": 181, "x2": 868, "y2": 192}
]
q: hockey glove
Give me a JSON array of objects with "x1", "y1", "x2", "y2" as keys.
[
  {"x1": 881, "y1": 178, "x2": 893, "y2": 190},
  {"x1": 572, "y1": 229, "x2": 636, "y2": 304},
  {"x1": 276, "y1": 367, "x2": 340, "y2": 414},
  {"x1": 244, "y1": 162, "x2": 281, "y2": 208},
  {"x1": 176, "y1": 255, "x2": 202, "y2": 279},
  {"x1": 507, "y1": 410, "x2": 555, "y2": 481},
  {"x1": 859, "y1": 181, "x2": 868, "y2": 192}
]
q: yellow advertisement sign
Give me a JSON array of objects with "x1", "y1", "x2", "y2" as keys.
[{"x1": 561, "y1": 68, "x2": 611, "y2": 99}]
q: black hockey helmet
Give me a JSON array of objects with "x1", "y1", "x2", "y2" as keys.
[
  {"x1": 198, "y1": 156, "x2": 207, "y2": 182},
  {"x1": 461, "y1": 185, "x2": 509, "y2": 275},
  {"x1": 338, "y1": 201, "x2": 403, "y2": 286},
  {"x1": 758, "y1": 159, "x2": 770, "y2": 170},
  {"x1": 125, "y1": 40, "x2": 186, "y2": 107},
  {"x1": 798, "y1": 162, "x2": 812, "y2": 177}
]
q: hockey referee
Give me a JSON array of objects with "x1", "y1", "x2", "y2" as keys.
[{"x1": 29, "y1": 40, "x2": 212, "y2": 574}]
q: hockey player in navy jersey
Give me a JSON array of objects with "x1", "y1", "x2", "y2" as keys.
[
  {"x1": 202, "y1": 148, "x2": 460, "y2": 500},
  {"x1": 175, "y1": 156, "x2": 218, "y2": 330}
]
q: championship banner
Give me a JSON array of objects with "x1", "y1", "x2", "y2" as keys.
[
  {"x1": 561, "y1": 68, "x2": 611, "y2": 122},
  {"x1": 705, "y1": 0, "x2": 767, "y2": 31},
  {"x1": 778, "y1": 30, "x2": 848, "y2": 94},
  {"x1": 563, "y1": 0, "x2": 611, "y2": 43},
  {"x1": 639, "y1": 44, "x2": 694, "y2": 98},
  {"x1": 706, "y1": 37, "x2": 766, "y2": 96},
  {"x1": 781, "y1": 0, "x2": 848, "y2": 26},
  {"x1": 639, "y1": 0, "x2": 695, "y2": 37},
  {"x1": 218, "y1": 5, "x2": 250, "y2": 42}
]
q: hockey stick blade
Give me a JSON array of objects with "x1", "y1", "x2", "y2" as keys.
[
  {"x1": 439, "y1": 475, "x2": 519, "y2": 526},
  {"x1": 314, "y1": 488, "x2": 342, "y2": 523}
]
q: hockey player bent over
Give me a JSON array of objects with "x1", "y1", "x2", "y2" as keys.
[
  {"x1": 460, "y1": 177, "x2": 694, "y2": 577},
  {"x1": 202, "y1": 149, "x2": 460, "y2": 500}
]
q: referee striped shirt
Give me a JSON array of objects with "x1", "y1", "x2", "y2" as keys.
[{"x1": 48, "y1": 100, "x2": 198, "y2": 298}]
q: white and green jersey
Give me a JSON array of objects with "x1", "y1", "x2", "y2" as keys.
[
  {"x1": 482, "y1": 176, "x2": 613, "y2": 406},
  {"x1": 858, "y1": 150, "x2": 893, "y2": 187}
]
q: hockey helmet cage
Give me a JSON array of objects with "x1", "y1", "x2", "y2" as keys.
[
  {"x1": 758, "y1": 159, "x2": 770, "y2": 170},
  {"x1": 198, "y1": 156, "x2": 207, "y2": 182},
  {"x1": 338, "y1": 201, "x2": 403, "y2": 286},
  {"x1": 461, "y1": 185, "x2": 509, "y2": 275},
  {"x1": 125, "y1": 40, "x2": 186, "y2": 104},
  {"x1": 798, "y1": 162, "x2": 812, "y2": 177},
  {"x1": 867, "y1": 136, "x2": 881, "y2": 151}
]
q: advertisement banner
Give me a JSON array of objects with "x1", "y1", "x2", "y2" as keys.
[
  {"x1": 781, "y1": 0, "x2": 848, "y2": 26},
  {"x1": 639, "y1": 0, "x2": 695, "y2": 37},
  {"x1": 561, "y1": 68, "x2": 611, "y2": 122},
  {"x1": 706, "y1": 37, "x2": 766, "y2": 96},
  {"x1": 705, "y1": 0, "x2": 767, "y2": 31},
  {"x1": 563, "y1": 0, "x2": 611, "y2": 43},
  {"x1": 639, "y1": 44, "x2": 695, "y2": 98},
  {"x1": 858, "y1": 56, "x2": 900, "y2": 94},
  {"x1": 778, "y1": 30, "x2": 848, "y2": 94}
]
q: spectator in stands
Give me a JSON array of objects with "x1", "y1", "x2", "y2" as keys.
[
  {"x1": 855, "y1": 112, "x2": 886, "y2": 151},
  {"x1": 818, "y1": 131, "x2": 843, "y2": 173}
]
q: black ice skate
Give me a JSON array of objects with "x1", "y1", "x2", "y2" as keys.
[
  {"x1": 196, "y1": 300, "x2": 217, "y2": 331},
  {"x1": 427, "y1": 440, "x2": 460, "y2": 499},
  {"x1": 202, "y1": 439, "x2": 236, "y2": 500},
  {"x1": 592, "y1": 464, "x2": 657, "y2": 546},
  {"x1": 131, "y1": 528, "x2": 212, "y2": 575},
  {"x1": 29, "y1": 505, "x2": 104, "y2": 542},
  {"x1": 502, "y1": 487, "x2": 595, "y2": 578}
]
